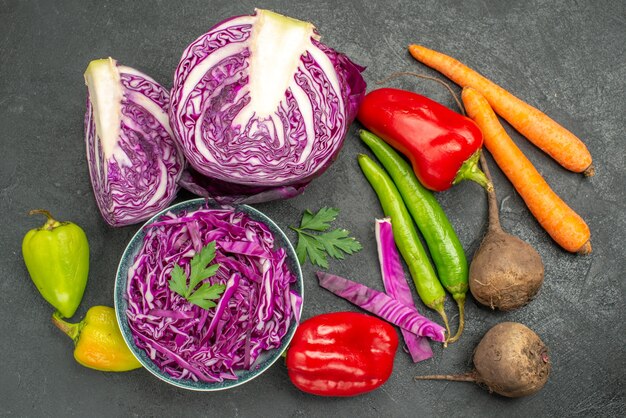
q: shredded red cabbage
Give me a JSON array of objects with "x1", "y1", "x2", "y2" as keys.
[{"x1": 126, "y1": 206, "x2": 300, "y2": 382}]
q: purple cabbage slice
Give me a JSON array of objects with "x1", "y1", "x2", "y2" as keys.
[
  {"x1": 84, "y1": 58, "x2": 184, "y2": 226},
  {"x1": 169, "y1": 9, "x2": 366, "y2": 203},
  {"x1": 201, "y1": 272, "x2": 240, "y2": 346},
  {"x1": 317, "y1": 271, "x2": 446, "y2": 342},
  {"x1": 126, "y1": 206, "x2": 300, "y2": 382},
  {"x1": 376, "y1": 218, "x2": 433, "y2": 362}
]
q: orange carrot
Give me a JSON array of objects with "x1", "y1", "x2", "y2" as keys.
[
  {"x1": 409, "y1": 44, "x2": 594, "y2": 176},
  {"x1": 462, "y1": 87, "x2": 591, "y2": 254}
]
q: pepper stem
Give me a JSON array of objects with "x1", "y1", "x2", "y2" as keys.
[
  {"x1": 453, "y1": 151, "x2": 493, "y2": 192},
  {"x1": 52, "y1": 311, "x2": 82, "y2": 343},
  {"x1": 29, "y1": 209, "x2": 62, "y2": 230},
  {"x1": 434, "y1": 305, "x2": 451, "y2": 348},
  {"x1": 447, "y1": 296, "x2": 465, "y2": 344}
]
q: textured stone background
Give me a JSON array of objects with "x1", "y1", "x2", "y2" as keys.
[{"x1": 1, "y1": 0, "x2": 624, "y2": 416}]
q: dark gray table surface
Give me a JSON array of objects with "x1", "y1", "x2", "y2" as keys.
[{"x1": 2, "y1": 0, "x2": 624, "y2": 416}]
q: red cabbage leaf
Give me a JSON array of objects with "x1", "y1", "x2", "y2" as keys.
[
  {"x1": 317, "y1": 271, "x2": 446, "y2": 342},
  {"x1": 376, "y1": 218, "x2": 433, "y2": 362}
]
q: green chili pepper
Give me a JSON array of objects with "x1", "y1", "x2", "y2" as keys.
[
  {"x1": 22, "y1": 210, "x2": 89, "y2": 318},
  {"x1": 360, "y1": 130, "x2": 468, "y2": 343},
  {"x1": 358, "y1": 154, "x2": 450, "y2": 339}
]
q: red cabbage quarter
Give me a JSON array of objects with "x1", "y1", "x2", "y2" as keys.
[
  {"x1": 126, "y1": 206, "x2": 300, "y2": 382},
  {"x1": 169, "y1": 9, "x2": 366, "y2": 203},
  {"x1": 84, "y1": 58, "x2": 184, "y2": 226}
]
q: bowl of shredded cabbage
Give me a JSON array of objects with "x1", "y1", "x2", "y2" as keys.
[{"x1": 114, "y1": 198, "x2": 303, "y2": 390}]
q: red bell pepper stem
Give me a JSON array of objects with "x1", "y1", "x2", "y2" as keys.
[{"x1": 453, "y1": 150, "x2": 493, "y2": 191}]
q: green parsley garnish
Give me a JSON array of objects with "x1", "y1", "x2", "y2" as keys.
[
  {"x1": 168, "y1": 241, "x2": 225, "y2": 310},
  {"x1": 290, "y1": 207, "x2": 362, "y2": 269}
]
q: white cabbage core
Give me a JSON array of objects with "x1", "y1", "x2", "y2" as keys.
[
  {"x1": 240, "y1": 9, "x2": 317, "y2": 121},
  {"x1": 84, "y1": 58, "x2": 123, "y2": 161}
]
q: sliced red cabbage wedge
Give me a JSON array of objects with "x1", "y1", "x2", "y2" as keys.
[
  {"x1": 317, "y1": 271, "x2": 446, "y2": 342},
  {"x1": 169, "y1": 9, "x2": 366, "y2": 203},
  {"x1": 376, "y1": 218, "x2": 433, "y2": 362},
  {"x1": 84, "y1": 58, "x2": 184, "y2": 227}
]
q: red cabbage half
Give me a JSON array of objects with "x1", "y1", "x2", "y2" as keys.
[
  {"x1": 126, "y1": 206, "x2": 300, "y2": 382},
  {"x1": 84, "y1": 58, "x2": 184, "y2": 226},
  {"x1": 169, "y1": 9, "x2": 366, "y2": 203}
]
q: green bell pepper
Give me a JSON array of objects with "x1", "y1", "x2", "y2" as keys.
[{"x1": 22, "y1": 209, "x2": 89, "y2": 317}]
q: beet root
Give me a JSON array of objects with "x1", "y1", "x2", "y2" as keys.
[
  {"x1": 469, "y1": 229, "x2": 544, "y2": 310},
  {"x1": 469, "y1": 155, "x2": 544, "y2": 311},
  {"x1": 472, "y1": 322, "x2": 550, "y2": 397},
  {"x1": 415, "y1": 322, "x2": 551, "y2": 398}
]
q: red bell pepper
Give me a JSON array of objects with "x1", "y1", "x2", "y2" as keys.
[
  {"x1": 357, "y1": 87, "x2": 491, "y2": 191},
  {"x1": 286, "y1": 312, "x2": 398, "y2": 397}
]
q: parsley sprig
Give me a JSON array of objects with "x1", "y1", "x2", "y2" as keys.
[
  {"x1": 290, "y1": 207, "x2": 362, "y2": 269},
  {"x1": 168, "y1": 241, "x2": 225, "y2": 310}
]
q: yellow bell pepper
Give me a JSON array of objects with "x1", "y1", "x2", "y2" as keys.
[{"x1": 52, "y1": 306, "x2": 141, "y2": 372}]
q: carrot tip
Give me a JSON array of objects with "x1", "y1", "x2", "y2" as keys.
[
  {"x1": 583, "y1": 164, "x2": 595, "y2": 177},
  {"x1": 577, "y1": 241, "x2": 592, "y2": 255}
]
